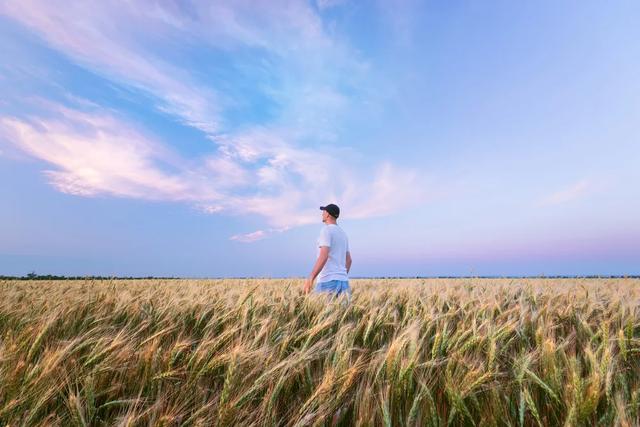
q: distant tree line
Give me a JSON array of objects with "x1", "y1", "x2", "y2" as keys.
[
  {"x1": 0, "y1": 272, "x2": 637, "y2": 280},
  {"x1": 0, "y1": 272, "x2": 180, "y2": 280}
]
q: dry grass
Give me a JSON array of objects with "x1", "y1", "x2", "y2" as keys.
[{"x1": 1, "y1": 278, "x2": 639, "y2": 426}]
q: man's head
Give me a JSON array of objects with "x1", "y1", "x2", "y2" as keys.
[{"x1": 320, "y1": 204, "x2": 340, "y2": 224}]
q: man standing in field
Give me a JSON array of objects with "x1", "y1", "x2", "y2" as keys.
[{"x1": 303, "y1": 203, "x2": 352, "y2": 300}]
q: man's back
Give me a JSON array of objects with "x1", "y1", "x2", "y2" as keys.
[{"x1": 317, "y1": 224, "x2": 349, "y2": 282}]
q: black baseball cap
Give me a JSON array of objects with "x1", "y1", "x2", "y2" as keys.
[{"x1": 320, "y1": 203, "x2": 340, "y2": 218}]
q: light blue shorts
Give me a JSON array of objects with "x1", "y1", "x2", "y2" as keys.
[{"x1": 314, "y1": 279, "x2": 352, "y2": 302}]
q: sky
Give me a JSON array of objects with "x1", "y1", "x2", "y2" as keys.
[{"x1": 1, "y1": 0, "x2": 639, "y2": 277}]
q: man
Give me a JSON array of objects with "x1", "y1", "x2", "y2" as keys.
[{"x1": 303, "y1": 203, "x2": 352, "y2": 300}]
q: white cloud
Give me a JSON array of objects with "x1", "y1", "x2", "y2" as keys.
[
  {"x1": 230, "y1": 226, "x2": 291, "y2": 243},
  {"x1": 230, "y1": 229, "x2": 268, "y2": 243},
  {"x1": 0, "y1": 108, "x2": 217, "y2": 201},
  {"x1": 539, "y1": 179, "x2": 592, "y2": 206},
  {"x1": 376, "y1": 0, "x2": 419, "y2": 47},
  {"x1": 0, "y1": 103, "x2": 428, "y2": 240},
  {"x1": 0, "y1": 1, "x2": 428, "y2": 241},
  {"x1": 0, "y1": 0, "x2": 360, "y2": 138},
  {"x1": 0, "y1": 0, "x2": 222, "y2": 135},
  {"x1": 316, "y1": 0, "x2": 347, "y2": 11}
]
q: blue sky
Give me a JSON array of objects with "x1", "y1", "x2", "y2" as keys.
[{"x1": 1, "y1": 0, "x2": 639, "y2": 277}]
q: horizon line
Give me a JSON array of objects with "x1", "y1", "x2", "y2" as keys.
[{"x1": 3, "y1": 274, "x2": 639, "y2": 280}]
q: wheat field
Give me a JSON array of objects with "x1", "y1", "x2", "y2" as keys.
[{"x1": 0, "y1": 278, "x2": 639, "y2": 426}]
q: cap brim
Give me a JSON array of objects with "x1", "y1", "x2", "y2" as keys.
[{"x1": 319, "y1": 206, "x2": 325, "y2": 210}]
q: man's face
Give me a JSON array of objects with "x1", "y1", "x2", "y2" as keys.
[{"x1": 321, "y1": 209, "x2": 328, "y2": 223}]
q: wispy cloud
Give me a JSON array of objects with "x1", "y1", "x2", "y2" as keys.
[
  {"x1": 315, "y1": 0, "x2": 348, "y2": 11},
  {"x1": 0, "y1": 0, "x2": 223, "y2": 134},
  {"x1": 230, "y1": 226, "x2": 291, "y2": 243},
  {"x1": 0, "y1": 0, "x2": 361, "y2": 136},
  {"x1": 539, "y1": 179, "x2": 592, "y2": 206},
  {"x1": 0, "y1": 101, "x2": 427, "y2": 239},
  {"x1": 376, "y1": 0, "x2": 420, "y2": 47},
  {"x1": 0, "y1": 105, "x2": 220, "y2": 201},
  {"x1": 0, "y1": 0, "x2": 428, "y2": 241}
]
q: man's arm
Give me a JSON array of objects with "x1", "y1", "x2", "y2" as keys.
[
  {"x1": 304, "y1": 246, "x2": 330, "y2": 293},
  {"x1": 346, "y1": 251, "x2": 352, "y2": 274}
]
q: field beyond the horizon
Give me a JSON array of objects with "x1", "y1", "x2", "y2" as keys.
[{"x1": 1, "y1": 278, "x2": 639, "y2": 426}]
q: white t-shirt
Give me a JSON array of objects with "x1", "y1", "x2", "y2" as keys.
[{"x1": 316, "y1": 224, "x2": 350, "y2": 282}]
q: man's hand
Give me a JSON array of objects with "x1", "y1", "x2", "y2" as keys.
[
  {"x1": 305, "y1": 246, "x2": 329, "y2": 295},
  {"x1": 303, "y1": 277, "x2": 313, "y2": 294}
]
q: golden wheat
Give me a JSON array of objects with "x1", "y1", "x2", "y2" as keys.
[{"x1": 0, "y1": 278, "x2": 639, "y2": 426}]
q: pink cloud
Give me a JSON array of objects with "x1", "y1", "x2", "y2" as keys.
[
  {"x1": 0, "y1": 113, "x2": 190, "y2": 201},
  {"x1": 0, "y1": 0, "x2": 222, "y2": 135},
  {"x1": 0, "y1": 1, "x2": 428, "y2": 242},
  {"x1": 539, "y1": 179, "x2": 592, "y2": 206},
  {"x1": 230, "y1": 230, "x2": 268, "y2": 243},
  {"x1": 316, "y1": 0, "x2": 348, "y2": 10},
  {"x1": 230, "y1": 226, "x2": 291, "y2": 243},
  {"x1": 0, "y1": 102, "x2": 428, "y2": 241},
  {"x1": 0, "y1": 0, "x2": 356, "y2": 139}
]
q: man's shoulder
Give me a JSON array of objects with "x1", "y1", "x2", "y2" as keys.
[
  {"x1": 322, "y1": 224, "x2": 347, "y2": 235},
  {"x1": 331, "y1": 225, "x2": 347, "y2": 238}
]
